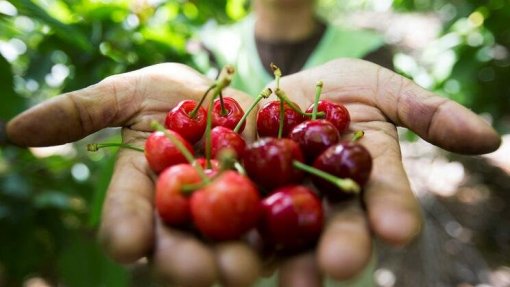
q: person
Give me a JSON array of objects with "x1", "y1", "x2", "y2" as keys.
[
  {"x1": 196, "y1": 0, "x2": 393, "y2": 97},
  {"x1": 5, "y1": 59, "x2": 501, "y2": 287}
]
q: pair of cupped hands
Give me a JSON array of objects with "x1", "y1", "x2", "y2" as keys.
[{"x1": 6, "y1": 59, "x2": 501, "y2": 287}]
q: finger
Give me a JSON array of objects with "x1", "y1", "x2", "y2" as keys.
[
  {"x1": 278, "y1": 59, "x2": 501, "y2": 154},
  {"x1": 317, "y1": 202, "x2": 372, "y2": 281},
  {"x1": 278, "y1": 252, "x2": 322, "y2": 287},
  {"x1": 153, "y1": 221, "x2": 218, "y2": 287},
  {"x1": 352, "y1": 123, "x2": 422, "y2": 245},
  {"x1": 99, "y1": 131, "x2": 155, "y2": 263},
  {"x1": 6, "y1": 63, "x2": 209, "y2": 147},
  {"x1": 215, "y1": 242, "x2": 261, "y2": 287}
]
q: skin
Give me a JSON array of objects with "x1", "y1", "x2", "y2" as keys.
[{"x1": 5, "y1": 60, "x2": 501, "y2": 286}]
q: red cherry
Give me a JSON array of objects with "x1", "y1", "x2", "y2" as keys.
[
  {"x1": 259, "y1": 185, "x2": 323, "y2": 250},
  {"x1": 155, "y1": 164, "x2": 200, "y2": 226},
  {"x1": 193, "y1": 158, "x2": 220, "y2": 178},
  {"x1": 289, "y1": 119, "x2": 340, "y2": 163},
  {"x1": 243, "y1": 138, "x2": 304, "y2": 191},
  {"x1": 312, "y1": 141, "x2": 372, "y2": 201},
  {"x1": 165, "y1": 100, "x2": 207, "y2": 144},
  {"x1": 306, "y1": 100, "x2": 350, "y2": 134},
  {"x1": 144, "y1": 130, "x2": 194, "y2": 173},
  {"x1": 256, "y1": 101, "x2": 305, "y2": 138},
  {"x1": 211, "y1": 97, "x2": 246, "y2": 132},
  {"x1": 210, "y1": 126, "x2": 246, "y2": 159},
  {"x1": 190, "y1": 171, "x2": 261, "y2": 240}
]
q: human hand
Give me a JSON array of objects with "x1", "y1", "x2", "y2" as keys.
[
  {"x1": 262, "y1": 58, "x2": 501, "y2": 285},
  {"x1": 6, "y1": 63, "x2": 262, "y2": 287}
]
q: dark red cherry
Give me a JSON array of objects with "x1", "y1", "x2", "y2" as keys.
[
  {"x1": 211, "y1": 97, "x2": 246, "y2": 132},
  {"x1": 256, "y1": 101, "x2": 305, "y2": 138},
  {"x1": 312, "y1": 141, "x2": 372, "y2": 201},
  {"x1": 306, "y1": 100, "x2": 350, "y2": 134},
  {"x1": 289, "y1": 119, "x2": 340, "y2": 163},
  {"x1": 145, "y1": 130, "x2": 194, "y2": 173},
  {"x1": 155, "y1": 164, "x2": 200, "y2": 226},
  {"x1": 165, "y1": 100, "x2": 207, "y2": 144},
  {"x1": 190, "y1": 171, "x2": 261, "y2": 240},
  {"x1": 258, "y1": 185, "x2": 323, "y2": 251},
  {"x1": 210, "y1": 126, "x2": 246, "y2": 159},
  {"x1": 243, "y1": 138, "x2": 304, "y2": 191}
]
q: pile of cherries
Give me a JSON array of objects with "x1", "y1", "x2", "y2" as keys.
[{"x1": 101, "y1": 66, "x2": 373, "y2": 252}]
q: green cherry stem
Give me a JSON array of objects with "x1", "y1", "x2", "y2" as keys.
[
  {"x1": 189, "y1": 84, "x2": 216, "y2": 118},
  {"x1": 292, "y1": 160, "x2": 360, "y2": 194},
  {"x1": 278, "y1": 97, "x2": 284, "y2": 138},
  {"x1": 352, "y1": 130, "x2": 365, "y2": 142},
  {"x1": 233, "y1": 88, "x2": 272, "y2": 133},
  {"x1": 275, "y1": 89, "x2": 325, "y2": 118},
  {"x1": 219, "y1": 91, "x2": 228, "y2": 116},
  {"x1": 151, "y1": 121, "x2": 209, "y2": 183},
  {"x1": 312, "y1": 81, "x2": 323, "y2": 120},
  {"x1": 86, "y1": 143, "x2": 144, "y2": 153},
  {"x1": 234, "y1": 162, "x2": 246, "y2": 176}
]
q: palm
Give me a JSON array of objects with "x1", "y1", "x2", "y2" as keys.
[{"x1": 6, "y1": 60, "x2": 500, "y2": 287}]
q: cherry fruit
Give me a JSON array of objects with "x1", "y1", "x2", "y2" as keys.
[
  {"x1": 258, "y1": 185, "x2": 323, "y2": 251},
  {"x1": 190, "y1": 171, "x2": 261, "y2": 240},
  {"x1": 312, "y1": 141, "x2": 372, "y2": 201},
  {"x1": 145, "y1": 130, "x2": 194, "y2": 173},
  {"x1": 289, "y1": 119, "x2": 340, "y2": 163},
  {"x1": 256, "y1": 101, "x2": 305, "y2": 138},
  {"x1": 155, "y1": 164, "x2": 200, "y2": 226},
  {"x1": 211, "y1": 97, "x2": 246, "y2": 132},
  {"x1": 243, "y1": 138, "x2": 304, "y2": 191},
  {"x1": 306, "y1": 100, "x2": 350, "y2": 134},
  {"x1": 165, "y1": 100, "x2": 207, "y2": 144},
  {"x1": 210, "y1": 126, "x2": 246, "y2": 159}
]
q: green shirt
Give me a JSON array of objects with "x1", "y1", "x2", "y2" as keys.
[{"x1": 198, "y1": 15, "x2": 384, "y2": 96}]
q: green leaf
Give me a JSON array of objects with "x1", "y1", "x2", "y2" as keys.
[
  {"x1": 0, "y1": 55, "x2": 25, "y2": 121},
  {"x1": 10, "y1": 0, "x2": 93, "y2": 52}
]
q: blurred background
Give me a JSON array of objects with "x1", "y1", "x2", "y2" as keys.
[{"x1": 0, "y1": 0, "x2": 509, "y2": 286}]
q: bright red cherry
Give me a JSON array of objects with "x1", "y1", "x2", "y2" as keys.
[
  {"x1": 289, "y1": 119, "x2": 340, "y2": 163},
  {"x1": 165, "y1": 100, "x2": 207, "y2": 144},
  {"x1": 145, "y1": 130, "x2": 194, "y2": 173},
  {"x1": 306, "y1": 100, "x2": 350, "y2": 134},
  {"x1": 210, "y1": 126, "x2": 246, "y2": 159},
  {"x1": 211, "y1": 97, "x2": 246, "y2": 132},
  {"x1": 312, "y1": 141, "x2": 372, "y2": 201},
  {"x1": 155, "y1": 164, "x2": 201, "y2": 226},
  {"x1": 243, "y1": 138, "x2": 304, "y2": 191},
  {"x1": 256, "y1": 101, "x2": 305, "y2": 138},
  {"x1": 190, "y1": 171, "x2": 261, "y2": 240},
  {"x1": 258, "y1": 185, "x2": 323, "y2": 251}
]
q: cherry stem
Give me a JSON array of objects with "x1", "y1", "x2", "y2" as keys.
[
  {"x1": 234, "y1": 162, "x2": 246, "y2": 176},
  {"x1": 275, "y1": 89, "x2": 325, "y2": 118},
  {"x1": 219, "y1": 92, "x2": 228, "y2": 116},
  {"x1": 181, "y1": 182, "x2": 207, "y2": 194},
  {"x1": 86, "y1": 143, "x2": 144, "y2": 153},
  {"x1": 189, "y1": 84, "x2": 216, "y2": 118},
  {"x1": 352, "y1": 131, "x2": 365, "y2": 142},
  {"x1": 271, "y1": 63, "x2": 281, "y2": 90},
  {"x1": 292, "y1": 161, "x2": 360, "y2": 194},
  {"x1": 278, "y1": 98, "x2": 284, "y2": 138},
  {"x1": 205, "y1": 65, "x2": 235, "y2": 169},
  {"x1": 151, "y1": 121, "x2": 209, "y2": 183},
  {"x1": 233, "y1": 88, "x2": 272, "y2": 133},
  {"x1": 312, "y1": 81, "x2": 323, "y2": 120}
]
